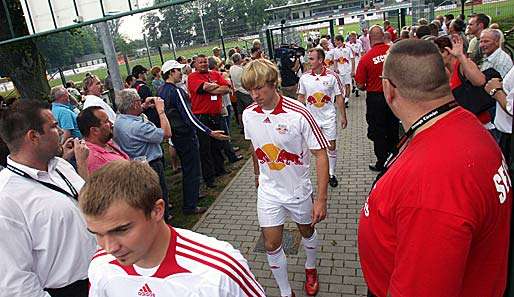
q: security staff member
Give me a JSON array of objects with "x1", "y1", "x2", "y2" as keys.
[
  {"x1": 158, "y1": 60, "x2": 229, "y2": 214},
  {"x1": 355, "y1": 25, "x2": 399, "y2": 172}
]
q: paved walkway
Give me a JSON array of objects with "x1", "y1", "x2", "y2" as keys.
[{"x1": 194, "y1": 95, "x2": 377, "y2": 297}]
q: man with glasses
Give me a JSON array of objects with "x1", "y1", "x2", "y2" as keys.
[{"x1": 355, "y1": 25, "x2": 399, "y2": 172}]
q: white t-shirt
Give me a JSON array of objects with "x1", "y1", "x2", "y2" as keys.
[
  {"x1": 229, "y1": 64, "x2": 249, "y2": 95},
  {"x1": 332, "y1": 45, "x2": 354, "y2": 75},
  {"x1": 495, "y1": 66, "x2": 514, "y2": 133},
  {"x1": 88, "y1": 227, "x2": 264, "y2": 297},
  {"x1": 243, "y1": 96, "x2": 329, "y2": 203},
  {"x1": 83, "y1": 94, "x2": 117, "y2": 123},
  {"x1": 298, "y1": 67, "x2": 343, "y2": 125},
  {"x1": 0, "y1": 157, "x2": 97, "y2": 295},
  {"x1": 347, "y1": 41, "x2": 364, "y2": 63}
]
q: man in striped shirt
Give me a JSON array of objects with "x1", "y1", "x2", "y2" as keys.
[
  {"x1": 80, "y1": 160, "x2": 264, "y2": 297},
  {"x1": 242, "y1": 59, "x2": 329, "y2": 297}
]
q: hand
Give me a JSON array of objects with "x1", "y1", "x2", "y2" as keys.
[
  {"x1": 73, "y1": 139, "x2": 89, "y2": 164},
  {"x1": 340, "y1": 116, "x2": 348, "y2": 129},
  {"x1": 210, "y1": 130, "x2": 230, "y2": 141},
  {"x1": 445, "y1": 34, "x2": 465, "y2": 59},
  {"x1": 62, "y1": 137, "x2": 75, "y2": 161},
  {"x1": 142, "y1": 97, "x2": 156, "y2": 109},
  {"x1": 311, "y1": 198, "x2": 327, "y2": 227},
  {"x1": 484, "y1": 78, "x2": 503, "y2": 94},
  {"x1": 153, "y1": 97, "x2": 165, "y2": 113}
]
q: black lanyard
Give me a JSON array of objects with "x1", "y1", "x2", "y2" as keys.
[
  {"x1": 373, "y1": 101, "x2": 459, "y2": 187},
  {"x1": 6, "y1": 164, "x2": 79, "y2": 200}
]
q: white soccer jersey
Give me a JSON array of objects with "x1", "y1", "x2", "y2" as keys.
[
  {"x1": 243, "y1": 96, "x2": 329, "y2": 204},
  {"x1": 347, "y1": 41, "x2": 364, "y2": 65},
  {"x1": 88, "y1": 227, "x2": 264, "y2": 297},
  {"x1": 298, "y1": 67, "x2": 343, "y2": 125},
  {"x1": 332, "y1": 45, "x2": 354, "y2": 75}
]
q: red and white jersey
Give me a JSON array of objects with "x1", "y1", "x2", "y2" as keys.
[
  {"x1": 88, "y1": 227, "x2": 265, "y2": 297},
  {"x1": 243, "y1": 96, "x2": 329, "y2": 203},
  {"x1": 317, "y1": 46, "x2": 334, "y2": 68},
  {"x1": 298, "y1": 67, "x2": 343, "y2": 125},
  {"x1": 332, "y1": 45, "x2": 354, "y2": 75},
  {"x1": 348, "y1": 41, "x2": 364, "y2": 64}
]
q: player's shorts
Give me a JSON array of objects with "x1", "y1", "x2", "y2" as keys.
[
  {"x1": 319, "y1": 119, "x2": 337, "y2": 141},
  {"x1": 340, "y1": 73, "x2": 352, "y2": 86},
  {"x1": 257, "y1": 196, "x2": 313, "y2": 227}
]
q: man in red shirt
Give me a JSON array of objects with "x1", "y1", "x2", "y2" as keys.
[
  {"x1": 187, "y1": 54, "x2": 231, "y2": 187},
  {"x1": 358, "y1": 39, "x2": 511, "y2": 297},
  {"x1": 355, "y1": 25, "x2": 399, "y2": 171},
  {"x1": 383, "y1": 20, "x2": 397, "y2": 42}
]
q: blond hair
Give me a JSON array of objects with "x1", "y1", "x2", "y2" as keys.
[
  {"x1": 79, "y1": 160, "x2": 162, "y2": 218},
  {"x1": 241, "y1": 59, "x2": 280, "y2": 91}
]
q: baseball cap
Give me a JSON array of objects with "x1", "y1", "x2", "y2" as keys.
[
  {"x1": 132, "y1": 65, "x2": 148, "y2": 77},
  {"x1": 161, "y1": 60, "x2": 186, "y2": 74}
]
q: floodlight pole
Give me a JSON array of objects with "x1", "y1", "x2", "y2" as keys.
[
  {"x1": 169, "y1": 28, "x2": 177, "y2": 60},
  {"x1": 96, "y1": 21, "x2": 123, "y2": 91},
  {"x1": 143, "y1": 33, "x2": 153, "y2": 68},
  {"x1": 218, "y1": 19, "x2": 227, "y2": 61},
  {"x1": 198, "y1": 5, "x2": 208, "y2": 44}
]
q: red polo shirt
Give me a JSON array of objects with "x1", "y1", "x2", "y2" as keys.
[
  {"x1": 187, "y1": 70, "x2": 230, "y2": 115},
  {"x1": 385, "y1": 25, "x2": 397, "y2": 41},
  {"x1": 355, "y1": 43, "x2": 390, "y2": 93}
]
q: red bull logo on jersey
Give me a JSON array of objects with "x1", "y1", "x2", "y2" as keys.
[
  {"x1": 337, "y1": 57, "x2": 349, "y2": 64},
  {"x1": 324, "y1": 59, "x2": 333, "y2": 66},
  {"x1": 307, "y1": 91, "x2": 331, "y2": 108},
  {"x1": 255, "y1": 143, "x2": 303, "y2": 170}
]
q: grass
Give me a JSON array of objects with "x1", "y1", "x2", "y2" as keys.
[{"x1": 162, "y1": 116, "x2": 253, "y2": 229}]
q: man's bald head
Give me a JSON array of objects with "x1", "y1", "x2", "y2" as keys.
[
  {"x1": 369, "y1": 25, "x2": 385, "y2": 46},
  {"x1": 384, "y1": 39, "x2": 450, "y2": 102}
]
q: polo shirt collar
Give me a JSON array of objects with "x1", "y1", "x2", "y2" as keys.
[
  {"x1": 484, "y1": 47, "x2": 502, "y2": 61},
  {"x1": 253, "y1": 95, "x2": 286, "y2": 115},
  {"x1": 7, "y1": 156, "x2": 59, "y2": 179}
]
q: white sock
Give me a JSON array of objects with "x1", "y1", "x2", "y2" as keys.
[
  {"x1": 328, "y1": 149, "x2": 337, "y2": 176},
  {"x1": 344, "y1": 97, "x2": 349, "y2": 104},
  {"x1": 267, "y1": 246, "x2": 292, "y2": 297},
  {"x1": 302, "y1": 230, "x2": 318, "y2": 269}
]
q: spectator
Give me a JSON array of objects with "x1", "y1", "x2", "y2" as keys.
[
  {"x1": 113, "y1": 89, "x2": 172, "y2": 222},
  {"x1": 65, "y1": 81, "x2": 82, "y2": 103},
  {"x1": 383, "y1": 20, "x2": 397, "y2": 41},
  {"x1": 150, "y1": 66, "x2": 164, "y2": 90},
  {"x1": 77, "y1": 106, "x2": 128, "y2": 174},
  {"x1": 428, "y1": 23, "x2": 439, "y2": 37},
  {"x1": 251, "y1": 46, "x2": 263, "y2": 60},
  {"x1": 124, "y1": 74, "x2": 135, "y2": 88},
  {"x1": 83, "y1": 74, "x2": 117, "y2": 123},
  {"x1": 449, "y1": 18, "x2": 469, "y2": 52},
  {"x1": 132, "y1": 64, "x2": 160, "y2": 128},
  {"x1": 187, "y1": 54, "x2": 231, "y2": 188},
  {"x1": 0, "y1": 100, "x2": 96, "y2": 297},
  {"x1": 399, "y1": 29, "x2": 410, "y2": 40},
  {"x1": 212, "y1": 47, "x2": 223, "y2": 67},
  {"x1": 230, "y1": 53, "x2": 253, "y2": 131},
  {"x1": 416, "y1": 25, "x2": 431, "y2": 39},
  {"x1": 444, "y1": 13, "x2": 455, "y2": 30},
  {"x1": 360, "y1": 27, "x2": 371, "y2": 53},
  {"x1": 467, "y1": 13, "x2": 490, "y2": 65},
  {"x1": 417, "y1": 18, "x2": 429, "y2": 26},
  {"x1": 158, "y1": 60, "x2": 228, "y2": 214},
  {"x1": 384, "y1": 31, "x2": 393, "y2": 45},
  {"x1": 50, "y1": 85, "x2": 82, "y2": 140},
  {"x1": 358, "y1": 38, "x2": 511, "y2": 297},
  {"x1": 480, "y1": 28, "x2": 512, "y2": 78},
  {"x1": 177, "y1": 55, "x2": 187, "y2": 64},
  {"x1": 435, "y1": 15, "x2": 446, "y2": 33},
  {"x1": 80, "y1": 160, "x2": 265, "y2": 297}
]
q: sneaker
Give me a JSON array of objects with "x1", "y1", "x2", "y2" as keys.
[
  {"x1": 368, "y1": 163, "x2": 384, "y2": 172},
  {"x1": 304, "y1": 268, "x2": 319, "y2": 296},
  {"x1": 329, "y1": 175, "x2": 338, "y2": 188}
]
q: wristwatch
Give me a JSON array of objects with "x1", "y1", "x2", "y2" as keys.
[{"x1": 489, "y1": 87, "x2": 504, "y2": 97}]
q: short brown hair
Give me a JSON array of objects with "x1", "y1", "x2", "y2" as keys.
[
  {"x1": 79, "y1": 160, "x2": 162, "y2": 218},
  {"x1": 384, "y1": 39, "x2": 450, "y2": 101},
  {"x1": 308, "y1": 47, "x2": 325, "y2": 61},
  {"x1": 241, "y1": 59, "x2": 280, "y2": 91}
]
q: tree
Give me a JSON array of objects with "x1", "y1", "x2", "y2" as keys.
[
  {"x1": 143, "y1": 12, "x2": 163, "y2": 48},
  {"x1": 0, "y1": 0, "x2": 50, "y2": 100}
]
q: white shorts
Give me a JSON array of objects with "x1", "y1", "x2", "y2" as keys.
[
  {"x1": 257, "y1": 196, "x2": 313, "y2": 227},
  {"x1": 319, "y1": 120, "x2": 337, "y2": 141},
  {"x1": 339, "y1": 73, "x2": 352, "y2": 86}
]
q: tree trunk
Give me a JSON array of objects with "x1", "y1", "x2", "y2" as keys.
[{"x1": 0, "y1": 0, "x2": 50, "y2": 100}]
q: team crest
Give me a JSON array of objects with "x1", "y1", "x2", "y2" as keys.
[{"x1": 276, "y1": 124, "x2": 289, "y2": 134}]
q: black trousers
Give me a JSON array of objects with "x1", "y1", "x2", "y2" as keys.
[
  {"x1": 498, "y1": 131, "x2": 512, "y2": 165},
  {"x1": 366, "y1": 92, "x2": 400, "y2": 167},
  {"x1": 172, "y1": 132, "x2": 202, "y2": 212},
  {"x1": 149, "y1": 157, "x2": 171, "y2": 223},
  {"x1": 45, "y1": 279, "x2": 88, "y2": 297},
  {"x1": 196, "y1": 114, "x2": 226, "y2": 184}
]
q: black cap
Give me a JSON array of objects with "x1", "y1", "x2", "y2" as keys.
[{"x1": 132, "y1": 65, "x2": 148, "y2": 77}]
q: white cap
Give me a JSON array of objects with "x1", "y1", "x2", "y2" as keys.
[{"x1": 161, "y1": 60, "x2": 185, "y2": 74}]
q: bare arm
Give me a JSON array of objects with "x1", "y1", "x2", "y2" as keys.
[
  {"x1": 251, "y1": 148, "x2": 260, "y2": 188},
  {"x1": 310, "y1": 148, "x2": 329, "y2": 226},
  {"x1": 447, "y1": 34, "x2": 485, "y2": 87},
  {"x1": 351, "y1": 58, "x2": 355, "y2": 76},
  {"x1": 209, "y1": 85, "x2": 230, "y2": 95},
  {"x1": 335, "y1": 94, "x2": 347, "y2": 129},
  {"x1": 485, "y1": 78, "x2": 512, "y2": 115},
  {"x1": 62, "y1": 130, "x2": 72, "y2": 142},
  {"x1": 73, "y1": 139, "x2": 90, "y2": 180},
  {"x1": 154, "y1": 97, "x2": 172, "y2": 139}
]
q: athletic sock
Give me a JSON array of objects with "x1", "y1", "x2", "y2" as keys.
[
  {"x1": 328, "y1": 149, "x2": 337, "y2": 176},
  {"x1": 267, "y1": 246, "x2": 292, "y2": 297},
  {"x1": 344, "y1": 97, "x2": 349, "y2": 104},
  {"x1": 302, "y1": 229, "x2": 318, "y2": 269}
]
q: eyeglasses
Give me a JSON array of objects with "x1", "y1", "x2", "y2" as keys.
[{"x1": 379, "y1": 75, "x2": 397, "y2": 88}]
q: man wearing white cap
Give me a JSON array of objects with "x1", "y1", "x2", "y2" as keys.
[{"x1": 158, "y1": 60, "x2": 229, "y2": 214}]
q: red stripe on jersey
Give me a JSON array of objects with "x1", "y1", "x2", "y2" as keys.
[
  {"x1": 177, "y1": 234, "x2": 264, "y2": 295},
  {"x1": 91, "y1": 251, "x2": 108, "y2": 261},
  {"x1": 282, "y1": 98, "x2": 329, "y2": 148},
  {"x1": 327, "y1": 69, "x2": 344, "y2": 95},
  {"x1": 176, "y1": 250, "x2": 259, "y2": 297}
]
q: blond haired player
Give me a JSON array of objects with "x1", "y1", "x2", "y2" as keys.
[
  {"x1": 332, "y1": 34, "x2": 355, "y2": 107},
  {"x1": 81, "y1": 160, "x2": 264, "y2": 297},
  {"x1": 241, "y1": 59, "x2": 329, "y2": 297},
  {"x1": 347, "y1": 31, "x2": 365, "y2": 97},
  {"x1": 298, "y1": 48, "x2": 347, "y2": 188}
]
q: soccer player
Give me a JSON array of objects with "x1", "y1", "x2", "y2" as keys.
[
  {"x1": 298, "y1": 48, "x2": 347, "y2": 188},
  {"x1": 332, "y1": 34, "x2": 355, "y2": 107},
  {"x1": 347, "y1": 32, "x2": 365, "y2": 97},
  {"x1": 81, "y1": 160, "x2": 265, "y2": 297},
  {"x1": 241, "y1": 59, "x2": 330, "y2": 297}
]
